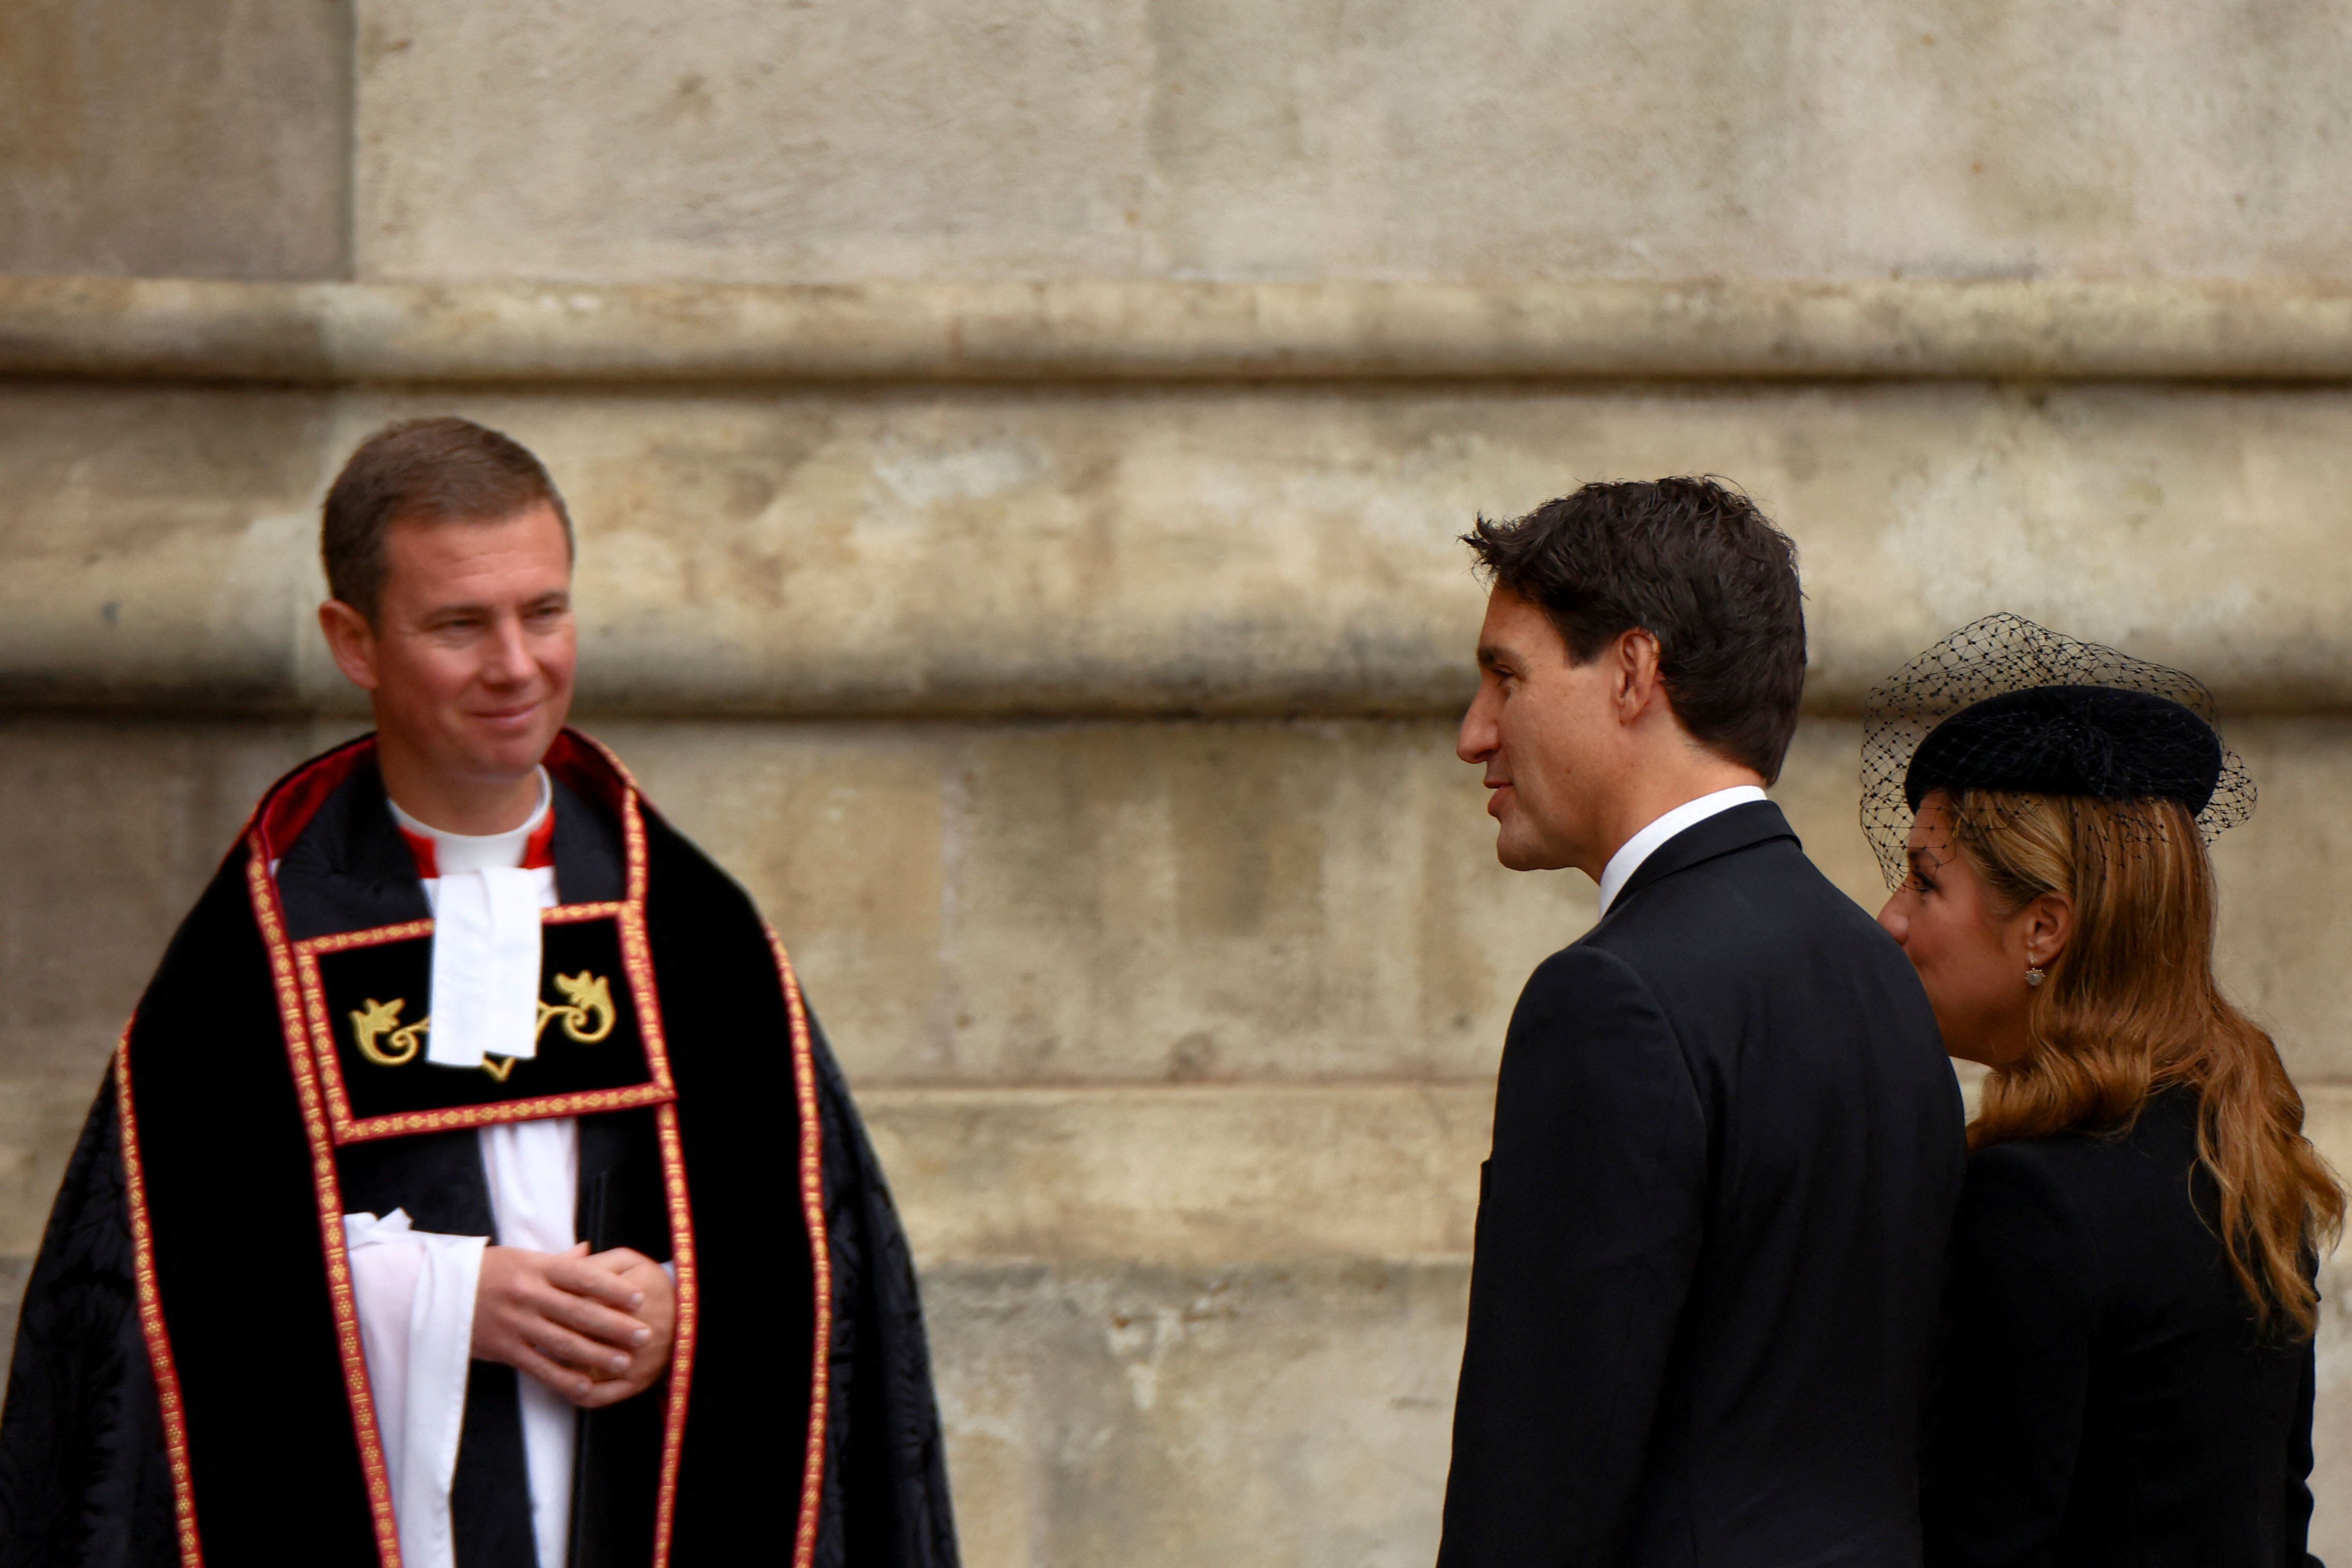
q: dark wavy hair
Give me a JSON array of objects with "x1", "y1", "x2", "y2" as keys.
[{"x1": 1462, "y1": 477, "x2": 1807, "y2": 782}]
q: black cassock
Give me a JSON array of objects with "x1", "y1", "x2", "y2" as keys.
[{"x1": 0, "y1": 731, "x2": 959, "y2": 1568}]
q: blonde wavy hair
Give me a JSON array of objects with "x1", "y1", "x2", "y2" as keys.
[{"x1": 1947, "y1": 788, "x2": 2344, "y2": 1339}]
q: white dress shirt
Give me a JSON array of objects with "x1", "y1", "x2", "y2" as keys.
[
  {"x1": 345, "y1": 771, "x2": 580, "y2": 1568},
  {"x1": 1594, "y1": 785, "x2": 1770, "y2": 919}
]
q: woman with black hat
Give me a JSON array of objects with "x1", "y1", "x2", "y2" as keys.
[{"x1": 1864, "y1": 614, "x2": 2342, "y2": 1567}]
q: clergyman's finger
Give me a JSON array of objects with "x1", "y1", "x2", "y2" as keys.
[
  {"x1": 525, "y1": 1321, "x2": 634, "y2": 1378},
  {"x1": 586, "y1": 1246, "x2": 656, "y2": 1276},
  {"x1": 542, "y1": 1290, "x2": 653, "y2": 1352},
  {"x1": 546, "y1": 1256, "x2": 645, "y2": 1311}
]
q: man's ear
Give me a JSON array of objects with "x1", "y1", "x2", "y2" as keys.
[
  {"x1": 318, "y1": 600, "x2": 381, "y2": 692},
  {"x1": 1613, "y1": 629, "x2": 1667, "y2": 722}
]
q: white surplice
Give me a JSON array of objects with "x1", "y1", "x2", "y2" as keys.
[
  {"x1": 342, "y1": 770, "x2": 581, "y2": 1568},
  {"x1": 344, "y1": 1210, "x2": 486, "y2": 1568}
]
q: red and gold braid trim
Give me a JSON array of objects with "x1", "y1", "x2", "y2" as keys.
[
  {"x1": 769, "y1": 929, "x2": 833, "y2": 1568},
  {"x1": 246, "y1": 840, "x2": 404, "y2": 1566},
  {"x1": 616, "y1": 798, "x2": 677, "y2": 1097},
  {"x1": 330, "y1": 1085, "x2": 678, "y2": 1144},
  {"x1": 649, "y1": 1101, "x2": 698, "y2": 1567},
  {"x1": 625, "y1": 782, "x2": 699, "y2": 1568},
  {"x1": 115, "y1": 1033, "x2": 205, "y2": 1568}
]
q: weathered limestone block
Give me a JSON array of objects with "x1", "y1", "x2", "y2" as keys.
[
  {"x1": 351, "y1": 0, "x2": 2352, "y2": 285},
  {"x1": 0, "y1": 0, "x2": 348, "y2": 279},
  {"x1": 0, "y1": 388, "x2": 341, "y2": 709},
  {"x1": 930, "y1": 1261, "x2": 1466, "y2": 1568},
  {"x1": 606, "y1": 716, "x2": 1582, "y2": 1085},
  {"x1": 6, "y1": 381, "x2": 2352, "y2": 716},
  {"x1": 863, "y1": 1085, "x2": 1491, "y2": 1268},
  {"x1": 354, "y1": 0, "x2": 1155, "y2": 285},
  {"x1": 0, "y1": 717, "x2": 335, "y2": 1079}
]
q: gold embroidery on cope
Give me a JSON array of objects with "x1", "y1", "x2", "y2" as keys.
[
  {"x1": 347, "y1": 969, "x2": 616, "y2": 1078},
  {"x1": 545, "y1": 969, "x2": 617, "y2": 1043},
  {"x1": 351, "y1": 998, "x2": 426, "y2": 1067}
]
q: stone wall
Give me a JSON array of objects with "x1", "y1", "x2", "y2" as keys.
[{"x1": 7, "y1": 3, "x2": 2352, "y2": 1563}]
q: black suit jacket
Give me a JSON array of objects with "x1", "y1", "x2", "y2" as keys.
[{"x1": 1438, "y1": 801, "x2": 1965, "y2": 1568}]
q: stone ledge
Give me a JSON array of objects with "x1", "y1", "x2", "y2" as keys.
[
  {"x1": 862, "y1": 1083, "x2": 1495, "y2": 1268},
  {"x1": 9, "y1": 276, "x2": 2352, "y2": 385},
  {"x1": 868, "y1": 1078, "x2": 2352, "y2": 1268},
  {"x1": 10, "y1": 379, "x2": 2352, "y2": 719}
]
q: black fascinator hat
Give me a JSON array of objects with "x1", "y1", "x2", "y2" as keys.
[{"x1": 1861, "y1": 614, "x2": 2255, "y2": 887}]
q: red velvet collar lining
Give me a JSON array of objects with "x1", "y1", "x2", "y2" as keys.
[
  {"x1": 394, "y1": 808, "x2": 557, "y2": 880},
  {"x1": 249, "y1": 729, "x2": 631, "y2": 868}
]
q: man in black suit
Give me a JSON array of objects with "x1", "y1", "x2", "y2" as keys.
[{"x1": 1438, "y1": 479, "x2": 1963, "y2": 1567}]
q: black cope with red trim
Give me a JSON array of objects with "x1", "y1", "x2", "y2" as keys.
[{"x1": 5, "y1": 731, "x2": 963, "y2": 1568}]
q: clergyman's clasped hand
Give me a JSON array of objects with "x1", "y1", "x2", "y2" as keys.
[{"x1": 472, "y1": 1242, "x2": 677, "y2": 1408}]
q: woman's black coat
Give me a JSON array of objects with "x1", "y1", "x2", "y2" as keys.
[{"x1": 1924, "y1": 1088, "x2": 2321, "y2": 1568}]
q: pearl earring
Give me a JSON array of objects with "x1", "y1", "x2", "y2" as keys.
[{"x1": 2025, "y1": 966, "x2": 2047, "y2": 987}]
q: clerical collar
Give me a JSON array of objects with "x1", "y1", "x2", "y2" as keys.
[
  {"x1": 387, "y1": 768, "x2": 555, "y2": 879},
  {"x1": 1595, "y1": 785, "x2": 1770, "y2": 918}
]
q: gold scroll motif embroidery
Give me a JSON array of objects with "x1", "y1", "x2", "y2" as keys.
[
  {"x1": 351, "y1": 997, "x2": 428, "y2": 1067},
  {"x1": 348, "y1": 970, "x2": 615, "y2": 1079},
  {"x1": 542, "y1": 970, "x2": 616, "y2": 1045}
]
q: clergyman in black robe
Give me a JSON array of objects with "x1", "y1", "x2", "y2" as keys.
[{"x1": 0, "y1": 413, "x2": 956, "y2": 1568}]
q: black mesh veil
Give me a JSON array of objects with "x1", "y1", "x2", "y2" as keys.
[{"x1": 1860, "y1": 614, "x2": 2256, "y2": 887}]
